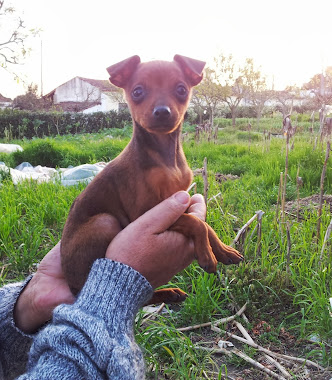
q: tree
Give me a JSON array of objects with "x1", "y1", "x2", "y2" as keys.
[
  {"x1": 273, "y1": 86, "x2": 301, "y2": 118},
  {"x1": 214, "y1": 54, "x2": 263, "y2": 127},
  {"x1": 13, "y1": 84, "x2": 50, "y2": 110},
  {"x1": 303, "y1": 67, "x2": 332, "y2": 109},
  {"x1": 0, "y1": 0, "x2": 38, "y2": 69},
  {"x1": 246, "y1": 67, "x2": 271, "y2": 125},
  {"x1": 249, "y1": 89, "x2": 273, "y2": 124},
  {"x1": 192, "y1": 67, "x2": 222, "y2": 127}
]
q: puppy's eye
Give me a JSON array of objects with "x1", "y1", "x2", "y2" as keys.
[
  {"x1": 132, "y1": 86, "x2": 144, "y2": 101},
  {"x1": 176, "y1": 84, "x2": 188, "y2": 97}
]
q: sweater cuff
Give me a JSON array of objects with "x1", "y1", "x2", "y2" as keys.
[
  {"x1": 75, "y1": 259, "x2": 153, "y2": 327},
  {"x1": 2, "y1": 275, "x2": 35, "y2": 338}
]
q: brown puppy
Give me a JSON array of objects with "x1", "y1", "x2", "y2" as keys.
[{"x1": 61, "y1": 55, "x2": 243, "y2": 302}]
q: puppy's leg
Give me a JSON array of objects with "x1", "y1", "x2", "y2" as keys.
[
  {"x1": 170, "y1": 214, "x2": 243, "y2": 272},
  {"x1": 170, "y1": 214, "x2": 218, "y2": 273},
  {"x1": 61, "y1": 213, "x2": 122, "y2": 295},
  {"x1": 207, "y1": 224, "x2": 244, "y2": 264},
  {"x1": 147, "y1": 288, "x2": 188, "y2": 305}
]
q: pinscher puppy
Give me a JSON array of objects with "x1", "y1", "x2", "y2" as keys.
[{"x1": 61, "y1": 55, "x2": 243, "y2": 303}]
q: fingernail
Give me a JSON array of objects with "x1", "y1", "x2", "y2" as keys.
[{"x1": 174, "y1": 191, "x2": 190, "y2": 204}]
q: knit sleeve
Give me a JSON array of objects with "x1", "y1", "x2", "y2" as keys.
[
  {"x1": 18, "y1": 259, "x2": 153, "y2": 380},
  {"x1": 0, "y1": 276, "x2": 34, "y2": 380}
]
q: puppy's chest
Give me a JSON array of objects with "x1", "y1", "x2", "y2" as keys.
[{"x1": 145, "y1": 166, "x2": 192, "y2": 200}]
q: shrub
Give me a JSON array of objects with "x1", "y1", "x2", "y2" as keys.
[
  {"x1": 12, "y1": 140, "x2": 63, "y2": 167},
  {"x1": 0, "y1": 109, "x2": 132, "y2": 140}
]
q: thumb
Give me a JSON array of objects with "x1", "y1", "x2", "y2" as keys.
[{"x1": 134, "y1": 191, "x2": 190, "y2": 234}]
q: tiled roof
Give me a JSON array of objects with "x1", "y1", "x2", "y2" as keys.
[
  {"x1": 78, "y1": 77, "x2": 117, "y2": 92},
  {"x1": 0, "y1": 93, "x2": 12, "y2": 102},
  {"x1": 44, "y1": 77, "x2": 118, "y2": 99}
]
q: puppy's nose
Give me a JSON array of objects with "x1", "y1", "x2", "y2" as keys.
[{"x1": 153, "y1": 106, "x2": 171, "y2": 120}]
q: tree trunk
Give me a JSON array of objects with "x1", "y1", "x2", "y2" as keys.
[{"x1": 232, "y1": 112, "x2": 236, "y2": 127}]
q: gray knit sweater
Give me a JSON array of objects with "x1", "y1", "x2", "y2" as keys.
[{"x1": 0, "y1": 259, "x2": 153, "y2": 379}]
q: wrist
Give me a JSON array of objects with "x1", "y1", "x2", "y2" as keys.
[
  {"x1": 14, "y1": 274, "x2": 50, "y2": 334},
  {"x1": 75, "y1": 259, "x2": 153, "y2": 328}
]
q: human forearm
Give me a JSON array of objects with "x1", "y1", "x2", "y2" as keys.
[
  {"x1": 0, "y1": 277, "x2": 34, "y2": 380},
  {"x1": 18, "y1": 259, "x2": 153, "y2": 380}
]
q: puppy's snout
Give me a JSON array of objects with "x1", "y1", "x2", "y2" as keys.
[{"x1": 153, "y1": 106, "x2": 171, "y2": 121}]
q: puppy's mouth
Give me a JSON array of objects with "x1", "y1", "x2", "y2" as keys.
[{"x1": 147, "y1": 122, "x2": 179, "y2": 134}]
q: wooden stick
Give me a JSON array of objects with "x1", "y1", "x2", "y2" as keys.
[
  {"x1": 256, "y1": 210, "x2": 265, "y2": 257},
  {"x1": 141, "y1": 303, "x2": 165, "y2": 324},
  {"x1": 232, "y1": 347, "x2": 286, "y2": 380},
  {"x1": 276, "y1": 172, "x2": 283, "y2": 222},
  {"x1": 296, "y1": 166, "x2": 300, "y2": 222},
  {"x1": 231, "y1": 213, "x2": 260, "y2": 247},
  {"x1": 211, "y1": 326, "x2": 325, "y2": 371},
  {"x1": 177, "y1": 303, "x2": 247, "y2": 332},
  {"x1": 203, "y1": 157, "x2": 208, "y2": 204},
  {"x1": 196, "y1": 344, "x2": 286, "y2": 379},
  {"x1": 187, "y1": 182, "x2": 197, "y2": 193},
  {"x1": 177, "y1": 321, "x2": 213, "y2": 332},
  {"x1": 234, "y1": 321, "x2": 291, "y2": 378},
  {"x1": 212, "y1": 303, "x2": 248, "y2": 327},
  {"x1": 317, "y1": 140, "x2": 330, "y2": 241},
  {"x1": 286, "y1": 221, "x2": 291, "y2": 282},
  {"x1": 319, "y1": 217, "x2": 332, "y2": 265},
  {"x1": 194, "y1": 345, "x2": 232, "y2": 357},
  {"x1": 207, "y1": 192, "x2": 221, "y2": 204}
]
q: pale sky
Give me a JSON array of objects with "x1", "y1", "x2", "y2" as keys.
[{"x1": 1, "y1": 0, "x2": 332, "y2": 99}]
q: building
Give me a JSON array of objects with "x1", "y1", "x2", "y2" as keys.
[
  {"x1": 0, "y1": 94, "x2": 12, "y2": 109},
  {"x1": 45, "y1": 77, "x2": 124, "y2": 113}
]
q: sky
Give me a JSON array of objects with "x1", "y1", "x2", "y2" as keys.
[{"x1": 1, "y1": 0, "x2": 332, "y2": 99}]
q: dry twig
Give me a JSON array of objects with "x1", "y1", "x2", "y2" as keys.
[
  {"x1": 186, "y1": 182, "x2": 197, "y2": 193},
  {"x1": 234, "y1": 321, "x2": 291, "y2": 379},
  {"x1": 231, "y1": 212, "x2": 262, "y2": 247},
  {"x1": 202, "y1": 157, "x2": 208, "y2": 204},
  {"x1": 317, "y1": 140, "x2": 331, "y2": 240},
  {"x1": 211, "y1": 326, "x2": 325, "y2": 371},
  {"x1": 177, "y1": 303, "x2": 247, "y2": 332},
  {"x1": 140, "y1": 303, "x2": 165, "y2": 325},
  {"x1": 319, "y1": 217, "x2": 332, "y2": 265}
]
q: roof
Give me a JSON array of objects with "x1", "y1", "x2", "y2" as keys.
[
  {"x1": 0, "y1": 93, "x2": 12, "y2": 102},
  {"x1": 78, "y1": 77, "x2": 117, "y2": 92},
  {"x1": 44, "y1": 77, "x2": 118, "y2": 99}
]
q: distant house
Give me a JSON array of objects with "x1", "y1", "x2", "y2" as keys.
[
  {"x1": 45, "y1": 77, "x2": 125, "y2": 113},
  {"x1": 0, "y1": 94, "x2": 12, "y2": 109}
]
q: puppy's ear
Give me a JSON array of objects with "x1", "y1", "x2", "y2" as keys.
[
  {"x1": 174, "y1": 55, "x2": 206, "y2": 86},
  {"x1": 106, "y1": 55, "x2": 141, "y2": 88}
]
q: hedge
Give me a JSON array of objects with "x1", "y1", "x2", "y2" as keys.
[{"x1": 0, "y1": 109, "x2": 132, "y2": 140}]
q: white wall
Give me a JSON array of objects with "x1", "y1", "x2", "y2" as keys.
[
  {"x1": 54, "y1": 77, "x2": 101, "y2": 103},
  {"x1": 82, "y1": 93, "x2": 119, "y2": 114}
]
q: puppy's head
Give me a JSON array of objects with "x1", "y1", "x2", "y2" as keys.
[{"x1": 107, "y1": 55, "x2": 205, "y2": 134}]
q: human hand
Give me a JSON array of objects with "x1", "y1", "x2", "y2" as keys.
[
  {"x1": 105, "y1": 191, "x2": 206, "y2": 288},
  {"x1": 14, "y1": 242, "x2": 75, "y2": 334}
]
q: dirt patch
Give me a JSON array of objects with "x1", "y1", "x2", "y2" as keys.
[
  {"x1": 215, "y1": 173, "x2": 240, "y2": 183},
  {"x1": 284, "y1": 194, "x2": 332, "y2": 214},
  {"x1": 185, "y1": 322, "x2": 331, "y2": 380},
  {"x1": 192, "y1": 169, "x2": 240, "y2": 184}
]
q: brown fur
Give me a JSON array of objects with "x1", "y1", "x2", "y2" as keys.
[{"x1": 61, "y1": 55, "x2": 243, "y2": 302}]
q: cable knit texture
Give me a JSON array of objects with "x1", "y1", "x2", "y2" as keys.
[
  {"x1": 0, "y1": 277, "x2": 34, "y2": 380},
  {"x1": 0, "y1": 259, "x2": 153, "y2": 380}
]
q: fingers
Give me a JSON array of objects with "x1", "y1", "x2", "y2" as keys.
[
  {"x1": 187, "y1": 193, "x2": 206, "y2": 221},
  {"x1": 134, "y1": 191, "x2": 191, "y2": 234}
]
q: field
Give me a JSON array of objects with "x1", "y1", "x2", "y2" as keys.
[{"x1": 0, "y1": 121, "x2": 331, "y2": 379}]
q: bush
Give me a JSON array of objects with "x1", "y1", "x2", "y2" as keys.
[
  {"x1": 12, "y1": 140, "x2": 63, "y2": 167},
  {"x1": 9, "y1": 136, "x2": 129, "y2": 168},
  {"x1": 0, "y1": 109, "x2": 132, "y2": 140}
]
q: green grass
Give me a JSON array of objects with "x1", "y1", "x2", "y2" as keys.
[{"x1": 0, "y1": 124, "x2": 331, "y2": 376}]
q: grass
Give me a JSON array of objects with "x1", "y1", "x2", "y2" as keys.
[{"x1": 0, "y1": 122, "x2": 331, "y2": 377}]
